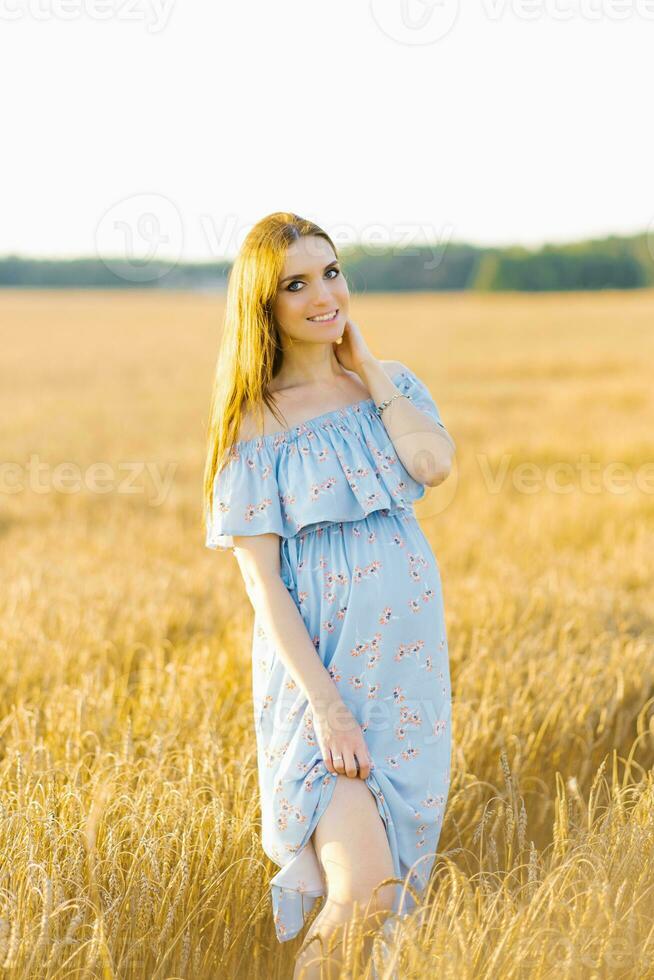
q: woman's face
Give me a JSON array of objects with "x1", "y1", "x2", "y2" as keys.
[{"x1": 271, "y1": 235, "x2": 350, "y2": 345}]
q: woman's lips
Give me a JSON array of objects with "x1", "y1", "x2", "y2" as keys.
[{"x1": 307, "y1": 309, "x2": 339, "y2": 323}]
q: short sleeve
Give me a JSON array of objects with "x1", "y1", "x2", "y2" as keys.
[
  {"x1": 396, "y1": 365, "x2": 448, "y2": 430},
  {"x1": 205, "y1": 443, "x2": 284, "y2": 551}
]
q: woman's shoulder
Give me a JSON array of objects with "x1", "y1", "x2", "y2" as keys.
[
  {"x1": 234, "y1": 402, "x2": 266, "y2": 444},
  {"x1": 234, "y1": 391, "x2": 294, "y2": 443}
]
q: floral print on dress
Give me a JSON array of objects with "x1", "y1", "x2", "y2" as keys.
[{"x1": 206, "y1": 365, "x2": 453, "y2": 942}]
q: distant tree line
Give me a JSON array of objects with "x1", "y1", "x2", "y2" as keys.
[
  {"x1": 0, "y1": 256, "x2": 230, "y2": 290},
  {"x1": 1, "y1": 232, "x2": 652, "y2": 292}
]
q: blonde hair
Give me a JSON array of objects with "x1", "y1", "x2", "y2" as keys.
[{"x1": 203, "y1": 211, "x2": 339, "y2": 529}]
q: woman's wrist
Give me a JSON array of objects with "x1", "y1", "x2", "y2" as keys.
[
  {"x1": 357, "y1": 358, "x2": 403, "y2": 410},
  {"x1": 308, "y1": 686, "x2": 357, "y2": 729},
  {"x1": 309, "y1": 686, "x2": 342, "y2": 716},
  {"x1": 310, "y1": 694, "x2": 358, "y2": 732},
  {"x1": 355, "y1": 357, "x2": 384, "y2": 385}
]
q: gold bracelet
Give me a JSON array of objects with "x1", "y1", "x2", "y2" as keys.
[{"x1": 375, "y1": 392, "x2": 410, "y2": 417}]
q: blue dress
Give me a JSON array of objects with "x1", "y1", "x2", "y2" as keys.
[{"x1": 205, "y1": 365, "x2": 452, "y2": 943}]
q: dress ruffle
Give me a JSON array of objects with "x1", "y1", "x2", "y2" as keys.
[{"x1": 205, "y1": 366, "x2": 448, "y2": 551}]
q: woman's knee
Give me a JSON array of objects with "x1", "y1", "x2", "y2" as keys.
[
  {"x1": 363, "y1": 878, "x2": 397, "y2": 915},
  {"x1": 334, "y1": 877, "x2": 397, "y2": 917}
]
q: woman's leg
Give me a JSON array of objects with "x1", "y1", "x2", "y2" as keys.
[{"x1": 293, "y1": 775, "x2": 397, "y2": 980}]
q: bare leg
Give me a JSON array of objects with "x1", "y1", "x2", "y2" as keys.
[{"x1": 293, "y1": 776, "x2": 397, "y2": 980}]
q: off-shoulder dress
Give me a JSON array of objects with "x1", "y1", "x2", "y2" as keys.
[{"x1": 205, "y1": 365, "x2": 452, "y2": 943}]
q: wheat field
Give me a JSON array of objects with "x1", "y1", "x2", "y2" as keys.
[{"x1": 1, "y1": 287, "x2": 653, "y2": 978}]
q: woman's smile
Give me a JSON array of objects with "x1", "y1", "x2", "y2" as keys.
[{"x1": 307, "y1": 308, "x2": 339, "y2": 323}]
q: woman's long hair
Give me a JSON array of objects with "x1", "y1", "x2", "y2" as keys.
[{"x1": 203, "y1": 211, "x2": 339, "y2": 529}]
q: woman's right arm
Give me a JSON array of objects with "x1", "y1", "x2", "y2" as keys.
[{"x1": 232, "y1": 532, "x2": 372, "y2": 780}]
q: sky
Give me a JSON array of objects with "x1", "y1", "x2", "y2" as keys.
[{"x1": 2, "y1": 0, "x2": 652, "y2": 262}]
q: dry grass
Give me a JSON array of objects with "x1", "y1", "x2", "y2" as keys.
[{"x1": 0, "y1": 287, "x2": 653, "y2": 978}]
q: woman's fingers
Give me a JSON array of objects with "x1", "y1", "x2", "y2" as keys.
[
  {"x1": 331, "y1": 746, "x2": 358, "y2": 777},
  {"x1": 323, "y1": 747, "x2": 336, "y2": 775},
  {"x1": 356, "y1": 752, "x2": 371, "y2": 780},
  {"x1": 325, "y1": 744, "x2": 371, "y2": 780},
  {"x1": 342, "y1": 749, "x2": 358, "y2": 779},
  {"x1": 321, "y1": 723, "x2": 372, "y2": 779},
  {"x1": 315, "y1": 731, "x2": 336, "y2": 774}
]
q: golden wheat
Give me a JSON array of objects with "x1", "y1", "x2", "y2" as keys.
[{"x1": 0, "y1": 287, "x2": 653, "y2": 978}]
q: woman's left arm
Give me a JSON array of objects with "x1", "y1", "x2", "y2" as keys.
[{"x1": 359, "y1": 357, "x2": 456, "y2": 487}]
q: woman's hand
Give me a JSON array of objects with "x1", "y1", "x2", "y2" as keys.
[
  {"x1": 311, "y1": 697, "x2": 372, "y2": 780},
  {"x1": 333, "y1": 318, "x2": 377, "y2": 378}
]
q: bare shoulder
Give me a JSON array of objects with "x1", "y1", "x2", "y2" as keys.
[
  {"x1": 380, "y1": 359, "x2": 407, "y2": 378},
  {"x1": 235, "y1": 408, "x2": 257, "y2": 443},
  {"x1": 234, "y1": 396, "x2": 288, "y2": 442},
  {"x1": 234, "y1": 403, "x2": 270, "y2": 443}
]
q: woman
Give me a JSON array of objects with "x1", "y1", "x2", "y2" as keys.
[{"x1": 204, "y1": 212, "x2": 455, "y2": 977}]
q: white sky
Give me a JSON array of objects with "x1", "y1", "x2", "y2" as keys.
[{"x1": 2, "y1": 0, "x2": 653, "y2": 261}]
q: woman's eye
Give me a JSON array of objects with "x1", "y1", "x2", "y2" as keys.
[{"x1": 286, "y1": 268, "x2": 340, "y2": 292}]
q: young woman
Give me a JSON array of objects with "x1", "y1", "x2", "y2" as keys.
[{"x1": 204, "y1": 212, "x2": 455, "y2": 977}]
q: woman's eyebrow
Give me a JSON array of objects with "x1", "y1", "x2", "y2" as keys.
[{"x1": 279, "y1": 260, "x2": 338, "y2": 285}]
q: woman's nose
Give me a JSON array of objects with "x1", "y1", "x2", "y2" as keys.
[{"x1": 312, "y1": 282, "x2": 334, "y2": 305}]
